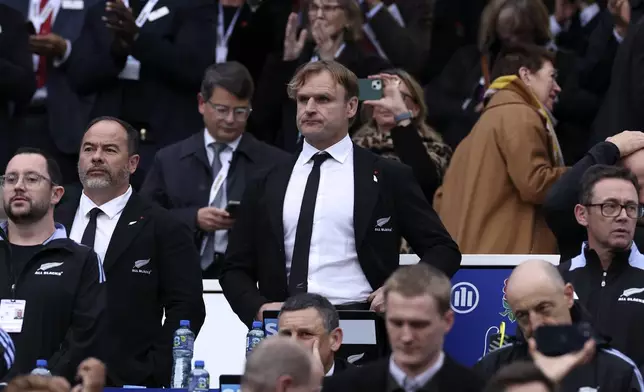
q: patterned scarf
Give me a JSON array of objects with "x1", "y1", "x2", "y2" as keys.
[{"x1": 484, "y1": 75, "x2": 565, "y2": 166}]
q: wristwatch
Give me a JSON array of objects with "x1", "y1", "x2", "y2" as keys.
[{"x1": 394, "y1": 111, "x2": 413, "y2": 124}]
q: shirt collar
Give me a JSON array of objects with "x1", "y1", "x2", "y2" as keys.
[
  {"x1": 80, "y1": 186, "x2": 133, "y2": 220},
  {"x1": 298, "y1": 134, "x2": 353, "y2": 166},
  {"x1": 325, "y1": 362, "x2": 335, "y2": 377},
  {"x1": 580, "y1": 3, "x2": 600, "y2": 27},
  {"x1": 203, "y1": 129, "x2": 242, "y2": 152},
  {"x1": 0, "y1": 221, "x2": 67, "y2": 244},
  {"x1": 389, "y1": 351, "x2": 444, "y2": 390}
]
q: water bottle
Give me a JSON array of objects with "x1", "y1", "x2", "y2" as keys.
[
  {"x1": 171, "y1": 320, "x2": 195, "y2": 388},
  {"x1": 31, "y1": 359, "x2": 51, "y2": 376},
  {"x1": 188, "y1": 360, "x2": 210, "y2": 392},
  {"x1": 246, "y1": 321, "x2": 265, "y2": 357}
]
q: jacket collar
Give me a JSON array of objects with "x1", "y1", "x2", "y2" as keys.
[
  {"x1": 179, "y1": 131, "x2": 261, "y2": 167},
  {"x1": 0, "y1": 221, "x2": 68, "y2": 245}
]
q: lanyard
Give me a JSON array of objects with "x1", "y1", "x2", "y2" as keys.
[
  {"x1": 134, "y1": 0, "x2": 159, "y2": 28},
  {"x1": 208, "y1": 152, "x2": 231, "y2": 206},
  {"x1": 29, "y1": 0, "x2": 60, "y2": 32},
  {"x1": 217, "y1": 3, "x2": 242, "y2": 47}
]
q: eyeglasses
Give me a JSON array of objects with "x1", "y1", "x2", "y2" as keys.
[
  {"x1": 0, "y1": 172, "x2": 54, "y2": 188},
  {"x1": 308, "y1": 3, "x2": 342, "y2": 15},
  {"x1": 585, "y1": 202, "x2": 644, "y2": 219},
  {"x1": 206, "y1": 102, "x2": 252, "y2": 121}
]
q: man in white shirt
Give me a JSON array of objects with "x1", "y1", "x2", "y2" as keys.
[
  {"x1": 323, "y1": 263, "x2": 484, "y2": 392},
  {"x1": 5, "y1": 0, "x2": 100, "y2": 184},
  {"x1": 221, "y1": 60, "x2": 460, "y2": 328},
  {"x1": 54, "y1": 117, "x2": 205, "y2": 387}
]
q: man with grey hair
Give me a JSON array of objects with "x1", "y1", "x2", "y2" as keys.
[
  {"x1": 54, "y1": 117, "x2": 205, "y2": 387},
  {"x1": 475, "y1": 259, "x2": 644, "y2": 391},
  {"x1": 242, "y1": 336, "x2": 324, "y2": 392},
  {"x1": 141, "y1": 61, "x2": 289, "y2": 278},
  {"x1": 278, "y1": 293, "x2": 348, "y2": 376}
]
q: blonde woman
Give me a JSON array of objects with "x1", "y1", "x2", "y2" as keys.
[{"x1": 353, "y1": 69, "x2": 452, "y2": 203}]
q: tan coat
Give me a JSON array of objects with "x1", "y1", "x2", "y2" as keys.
[{"x1": 434, "y1": 80, "x2": 568, "y2": 254}]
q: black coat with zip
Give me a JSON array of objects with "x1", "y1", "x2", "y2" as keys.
[
  {"x1": 474, "y1": 304, "x2": 644, "y2": 391},
  {"x1": 559, "y1": 244, "x2": 644, "y2": 367},
  {"x1": 0, "y1": 224, "x2": 106, "y2": 382}
]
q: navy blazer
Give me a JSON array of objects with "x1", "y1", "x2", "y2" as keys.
[
  {"x1": 1, "y1": 0, "x2": 99, "y2": 154},
  {"x1": 139, "y1": 131, "x2": 291, "y2": 242}
]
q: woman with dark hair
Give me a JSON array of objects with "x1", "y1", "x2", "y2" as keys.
[
  {"x1": 424, "y1": 0, "x2": 559, "y2": 151},
  {"x1": 352, "y1": 69, "x2": 451, "y2": 204},
  {"x1": 249, "y1": 0, "x2": 390, "y2": 152}
]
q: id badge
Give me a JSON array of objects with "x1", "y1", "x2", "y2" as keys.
[
  {"x1": 118, "y1": 56, "x2": 141, "y2": 81},
  {"x1": 0, "y1": 300, "x2": 27, "y2": 333},
  {"x1": 216, "y1": 44, "x2": 228, "y2": 64}
]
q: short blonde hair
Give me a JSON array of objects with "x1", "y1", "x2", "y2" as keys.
[
  {"x1": 384, "y1": 264, "x2": 452, "y2": 315},
  {"x1": 287, "y1": 60, "x2": 359, "y2": 101}
]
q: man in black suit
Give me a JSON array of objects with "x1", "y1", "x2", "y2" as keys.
[
  {"x1": 358, "y1": 0, "x2": 434, "y2": 83},
  {"x1": 140, "y1": 61, "x2": 289, "y2": 278},
  {"x1": 3, "y1": 0, "x2": 100, "y2": 184},
  {"x1": 54, "y1": 117, "x2": 206, "y2": 387},
  {"x1": 323, "y1": 264, "x2": 484, "y2": 392},
  {"x1": 278, "y1": 293, "x2": 350, "y2": 377},
  {"x1": 221, "y1": 60, "x2": 461, "y2": 327},
  {"x1": 65, "y1": 0, "x2": 219, "y2": 181},
  {"x1": 0, "y1": 4, "x2": 36, "y2": 172}
]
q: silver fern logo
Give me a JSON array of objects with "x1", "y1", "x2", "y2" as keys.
[
  {"x1": 132, "y1": 259, "x2": 152, "y2": 275},
  {"x1": 619, "y1": 287, "x2": 644, "y2": 304},
  {"x1": 35, "y1": 262, "x2": 64, "y2": 276},
  {"x1": 347, "y1": 353, "x2": 365, "y2": 364},
  {"x1": 375, "y1": 217, "x2": 392, "y2": 232},
  {"x1": 622, "y1": 288, "x2": 644, "y2": 297}
]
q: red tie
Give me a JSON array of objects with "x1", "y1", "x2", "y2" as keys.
[{"x1": 35, "y1": 0, "x2": 53, "y2": 89}]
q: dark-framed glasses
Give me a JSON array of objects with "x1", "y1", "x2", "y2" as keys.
[
  {"x1": 0, "y1": 172, "x2": 54, "y2": 188},
  {"x1": 207, "y1": 102, "x2": 252, "y2": 121},
  {"x1": 585, "y1": 202, "x2": 644, "y2": 219}
]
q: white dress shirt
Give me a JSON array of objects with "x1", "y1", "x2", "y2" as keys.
[
  {"x1": 69, "y1": 186, "x2": 133, "y2": 263},
  {"x1": 389, "y1": 351, "x2": 444, "y2": 391},
  {"x1": 202, "y1": 129, "x2": 242, "y2": 254},
  {"x1": 283, "y1": 135, "x2": 372, "y2": 304}
]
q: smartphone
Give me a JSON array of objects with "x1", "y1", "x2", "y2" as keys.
[
  {"x1": 25, "y1": 21, "x2": 36, "y2": 35},
  {"x1": 534, "y1": 324, "x2": 593, "y2": 357},
  {"x1": 226, "y1": 200, "x2": 241, "y2": 218},
  {"x1": 358, "y1": 78, "x2": 383, "y2": 101}
]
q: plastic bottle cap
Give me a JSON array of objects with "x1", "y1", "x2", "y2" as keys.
[
  {"x1": 195, "y1": 360, "x2": 205, "y2": 368},
  {"x1": 180, "y1": 320, "x2": 190, "y2": 327},
  {"x1": 36, "y1": 359, "x2": 47, "y2": 367},
  {"x1": 252, "y1": 321, "x2": 263, "y2": 329}
]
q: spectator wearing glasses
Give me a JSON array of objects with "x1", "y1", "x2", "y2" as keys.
[
  {"x1": 352, "y1": 69, "x2": 452, "y2": 205},
  {"x1": 558, "y1": 164, "x2": 644, "y2": 368},
  {"x1": 0, "y1": 148, "x2": 106, "y2": 382},
  {"x1": 140, "y1": 62, "x2": 289, "y2": 279},
  {"x1": 249, "y1": 0, "x2": 390, "y2": 152}
]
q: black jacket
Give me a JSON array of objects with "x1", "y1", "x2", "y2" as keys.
[
  {"x1": 220, "y1": 144, "x2": 461, "y2": 327},
  {"x1": 474, "y1": 304, "x2": 644, "y2": 392},
  {"x1": 559, "y1": 244, "x2": 644, "y2": 367},
  {"x1": 55, "y1": 190, "x2": 205, "y2": 387},
  {"x1": 323, "y1": 355, "x2": 484, "y2": 392},
  {"x1": 140, "y1": 131, "x2": 291, "y2": 242},
  {"x1": 0, "y1": 223, "x2": 106, "y2": 382},
  {"x1": 543, "y1": 141, "x2": 644, "y2": 260}
]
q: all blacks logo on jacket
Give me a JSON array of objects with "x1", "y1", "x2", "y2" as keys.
[
  {"x1": 34, "y1": 262, "x2": 64, "y2": 276},
  {"x1": 618, "y1": 287, "x2": 644, "y2": 304}
]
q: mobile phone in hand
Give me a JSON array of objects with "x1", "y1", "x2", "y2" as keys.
[
  {"x1": 534, "y1": 324, "x2": 593, "y2": 357},
  {"x1": 358, "y1": 78, "x2": 383, "y2": 101},
  {"x1": 226, "y1": 200, "x2": 241, "y2": 218}
]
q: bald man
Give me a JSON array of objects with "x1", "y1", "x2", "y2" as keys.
[
  {"x1": 474, "y1": 260, "x2": 644, "y2": 392},
  {"x1": 242, "y1": 336, "x2": 324, "y2": 392},
  {"x1": 544, "y1": 130, "x2": 644, "y2": 259}
]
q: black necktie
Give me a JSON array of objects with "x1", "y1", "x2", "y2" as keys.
[
  {"x1": 289, "y1": 152, "x2": 330, "y2": 295},
  {"x1": 81, "y1": 208, "x2": 103, "y2": 248}
]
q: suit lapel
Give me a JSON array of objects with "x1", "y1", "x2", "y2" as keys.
[
  {"x1": 266, "y1": 157, "x2": 298, "y2": 252},
  {"x1": 353, "y1": 146, "x2": 379, "y2": 248},
  {"x1": 102, "y1": 193, "x2": 149, "y2": 273}
]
